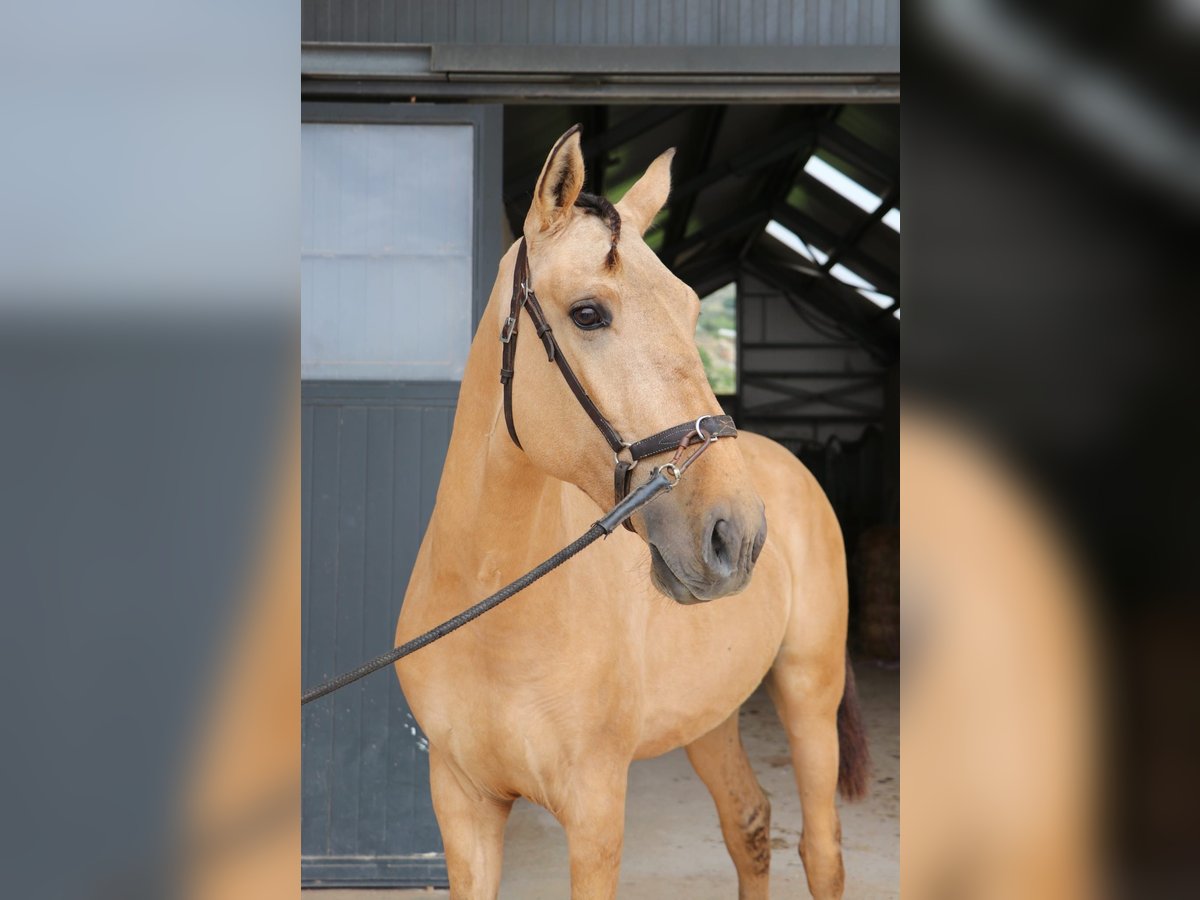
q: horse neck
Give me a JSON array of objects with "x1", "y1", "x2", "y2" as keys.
[{"x1": 424, "y1": 272, "x2": 570, "y2": 577}]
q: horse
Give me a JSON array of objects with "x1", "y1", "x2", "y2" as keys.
[{"x1": 395, "y1": 126, "x2": 868, "y2": 899}]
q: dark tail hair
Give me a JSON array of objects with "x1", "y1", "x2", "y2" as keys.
[{"x1": 837, "y1": 651, "x2": 871, "y2": 801}]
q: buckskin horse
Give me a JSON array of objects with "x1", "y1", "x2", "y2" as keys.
[{"x1": 395, "y1": 126, "x2": 868, "y2": 899}]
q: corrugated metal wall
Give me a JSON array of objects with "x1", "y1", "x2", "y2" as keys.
[
  {"x1": 302, "y1": 0, "x2": 899, "y2": 47},
  {"x1": 302, "y1": 384, "x2": 455, "y2": 885},
  {"x1": 738, "y1": 272, "x2": 886, "y2": 445}
]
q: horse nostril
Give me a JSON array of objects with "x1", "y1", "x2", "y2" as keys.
[{"x1": 707, "y1": 517, "x2": 735, "y2": 576}]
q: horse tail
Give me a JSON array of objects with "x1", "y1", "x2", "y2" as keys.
[{"x1": 837, "y1": 650, "x2": 871, "y2": 801}]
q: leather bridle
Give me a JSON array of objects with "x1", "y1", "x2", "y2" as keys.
[{"x1": 500, "y1": 238, "x2": 737, "y2": 531}]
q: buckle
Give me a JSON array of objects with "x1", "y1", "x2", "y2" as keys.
[{"x1": 500, "y1": 316, "x2": 518, "y2": 343}]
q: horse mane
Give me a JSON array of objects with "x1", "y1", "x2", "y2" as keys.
[{"x1": 574, "y1": 191, "x2": 621, "y2": 269}]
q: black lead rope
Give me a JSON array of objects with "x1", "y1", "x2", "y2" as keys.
[{"x1": 301, "y1": 468, "x2": 678, "y2": 706}]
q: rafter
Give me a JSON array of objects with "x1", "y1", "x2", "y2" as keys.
[
  {"x1": 662, "y1": 106, "x2": 726, "y2": 251},
  {"x1": 743, "y1": 255, "x2": 898, "y2": 363},
  {"x1": 770, "y1": 203, "x2": 899, "y2": 298}
]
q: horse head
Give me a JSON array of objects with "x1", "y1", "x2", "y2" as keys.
[{"x1": 504, "y1": 126, "x2": 767, "y2": 603}]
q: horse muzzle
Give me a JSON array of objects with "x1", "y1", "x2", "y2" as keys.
[{"x1": 646, "y1": 504, "x2": 767, "y2": 604}]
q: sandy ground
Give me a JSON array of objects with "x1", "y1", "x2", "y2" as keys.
[{"x1": 307, "y1": 660, "x2": 898, "y2": 898}]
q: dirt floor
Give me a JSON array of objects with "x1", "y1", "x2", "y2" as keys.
[{"x1": 308, "y1": 660, "x2": 898, "y2": 898}]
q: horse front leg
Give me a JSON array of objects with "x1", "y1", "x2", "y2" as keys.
[
  {"x1": 686, "y1": 709, "x2": 772, "y2": 900},
  {"x1": 428, "y1": 748, "x2": 513, "y2": 900},
  {"x1": 555, "y1": 760, "x2": 629, "y2": 900}
]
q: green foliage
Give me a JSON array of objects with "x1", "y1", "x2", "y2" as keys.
[
  {"x1": 706, "y1": 363, "x2": 736, "y2": 395},
  {"x1": 695, "y1": 283, "x2": 736, "y2": 395}
]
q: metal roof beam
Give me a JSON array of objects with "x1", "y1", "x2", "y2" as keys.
[
  {"x1": 743, "y1": 256, "x2": 897, "y2": 362},
  {"x1": 660, "y1": 203, "x2": 773, "y2": 267},
  {"x1": 770, "y1": 203, "x2": 899, "y2": 298},
  {"x1": 819, "y1": 120, "x2": 900, "y2": 186},
  {"x1": 673, "y1": 254, "x2": 740, "y2": 297},
  {"x1": 735, "y1": 114, "x2": 829, "y2": 261},
  {"x1": 818, "y1": 186, "x2": 899, "y2": 282},
  {"x1": 669, "y1": 121, "x2": 817, "y2": 207},
  {"x1": 662, "y1": 106, "x2": 726, "y2": 252},
  {"x1": 301, "y1": 78, "x2": 900, "y2": 104}
]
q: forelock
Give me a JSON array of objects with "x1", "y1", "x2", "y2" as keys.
[{"x1": 573, "y1": 192, "x2": 621, "y2": 269}]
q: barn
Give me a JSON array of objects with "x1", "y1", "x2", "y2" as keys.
[{"x1": 300, "y1": 2, "x2": 899, "y2": 892}]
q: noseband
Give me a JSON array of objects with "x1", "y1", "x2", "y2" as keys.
[{"x1": 500, "y1": 238, "x2": 737, "y2": 531}]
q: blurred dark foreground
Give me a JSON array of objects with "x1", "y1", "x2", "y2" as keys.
[{"x1": 904, "y1": 1, "x2": 1200, "y2": 897}]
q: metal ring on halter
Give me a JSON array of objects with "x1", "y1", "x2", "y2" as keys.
[
  {"x1": 694, "y1": 415, "x2": 717, "y2": 443},
  {"x1": 614, "y1": 442, "x2": 638, "y2": 470},
  {"x1": 659, "y1": 463, "x2": 681, "y2": 487}
]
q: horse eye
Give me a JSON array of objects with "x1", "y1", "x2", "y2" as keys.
[{"x1": 570, "y1": 304, "x2": 606, "y2": 330}]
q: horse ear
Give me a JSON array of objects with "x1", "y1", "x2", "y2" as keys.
[
  {"x1": 524, "y1": 124, "x2": 586, "y2": 240},
  {"x1": 615, "y1": 148, "x2": 675, "y2": 236}
]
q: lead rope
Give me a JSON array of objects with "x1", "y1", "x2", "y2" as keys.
[{"x1": 300, "y1": 430, "x2": 717, "y2": 706}]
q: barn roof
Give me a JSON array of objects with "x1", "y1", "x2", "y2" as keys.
[{"x1": 503, "y1": 104, "x2": 900, "y2": 362}]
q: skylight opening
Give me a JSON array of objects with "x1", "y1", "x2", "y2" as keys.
[
  {"x1": 804, "y1": 154, "x2": 900, "y2": 233},
  {"x1": 805, "y1": 155, "x2": 881, "y2": 214},
  {"x1": 765, "y1": 219, "x2": 826, "y2": 264},
  {"x1": 766, "y1": 219, "x2": 895, "y2": 311},
  {"x1": 828, "y1": 262, "x2": 874, "y2": 291},
  {"x1": 860, "y1": 289, "x2": 894, "y2": 310}
]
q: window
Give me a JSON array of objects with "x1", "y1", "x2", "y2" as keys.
[{"x1": 301, "y1": 123, "x2": 474, "y2": 380}]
